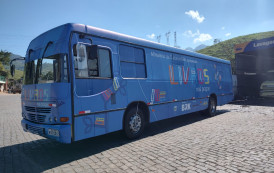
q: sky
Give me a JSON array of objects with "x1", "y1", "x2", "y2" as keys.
[{"x1": 0, "y1": 0, "x2": 274, "y2": 56}]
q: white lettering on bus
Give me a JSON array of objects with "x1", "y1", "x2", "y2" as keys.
[
  {"x1": 253, "y1": 40, "x2": 274, "y2": 48},
  {"x1": 181, "y1": 103, "x2": 191, "y2": 111}
]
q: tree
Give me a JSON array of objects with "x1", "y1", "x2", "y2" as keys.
[
  {"x1": 0, "y1": 50, "x2": 11, "y2": 65},
  {"x1": 0, "y1": 62, "x2": 4, "y2": 71},
  {"x1": 215, "y1": 40, "x2": 236, "y2": 74},
  {"x1": 213, "y1": 39, "x2": 221, "y2": 45},
  {"x1": 0, "y1": 66, "x2": 7, "y2": 77},
  {"x1": 0, "y1": 58, "x2": 8, "y2": 77},
  {"x1": 41, "y1": 71, "x2": 54, "y2": 81}
]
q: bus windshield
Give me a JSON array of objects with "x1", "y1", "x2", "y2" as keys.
[{"x1": 23, "y1": 54, "x2": 68, "y2": 85}]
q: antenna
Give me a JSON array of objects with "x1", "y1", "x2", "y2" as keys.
[
  {"x1": 165, "y1": 31, "x2": 171, "y2": 45},
  {"x1": 174, "y1": 31, "x2": 177, "y2": 47},
  {"x1": 156, "y1": 35, "x2": 161, "y2": 43}
]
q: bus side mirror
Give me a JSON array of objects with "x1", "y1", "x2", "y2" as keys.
[
  {"x1": 9, "y1": 57, "x2": 25, "y2": 77},
  {"x1": 89, "y1": 45, "x2": 98, "y2": 60},
  {"x1": 10, "y1": 64, "x2": 15, "y2": 77}
]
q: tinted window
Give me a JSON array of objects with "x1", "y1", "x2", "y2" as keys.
[
  {"x1": 97, "y1": 49, "x2": 111, "y2": 78},
  {"x1": 119, "y1": 45, "x2": 146, "y2": 78}
]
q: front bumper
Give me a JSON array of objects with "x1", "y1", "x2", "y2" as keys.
[
  {"x1": 21, "y1": 119, "x2": 71, "y2": 143},
  {"x1": 260, "y1": 90, "x2": 274, "y2": 97}
]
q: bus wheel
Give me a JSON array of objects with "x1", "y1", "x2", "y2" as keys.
[
  {"x1": 124, "y1": 107, "x2": 145, "y2": 139},
  {"x1": 206, "y1": 97, "x2": 217, "y2": 116}
]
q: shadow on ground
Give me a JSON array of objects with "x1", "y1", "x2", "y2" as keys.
[
  {"x1": 0, "y1": 110, "x2": 228, "y2": 173},
  {"x1": 230, "y1": 97, "x2": 274, "y2": 107}
]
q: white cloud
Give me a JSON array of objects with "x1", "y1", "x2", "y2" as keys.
[
  {"x1": 225, "y1": 33, "x2": 231, "y2": 37},
  {"x1": 194, "y1": 33, "x2": 213, "y2": 43},
  {"x1": 146, "y1": 33, "x2": 155, "y2": 39},
  {"x1": 183, "y1": 29, "x2": 212, "y2": 43},
  {"x1": 221, "y1": 26, "x2": 225, "y2": 30},
  {"x1": 183, "y1": 30, "x2": 200, "y2": 37},
  {"x1": 185, "y1": 10, "x2": 205, "y2": 23}
]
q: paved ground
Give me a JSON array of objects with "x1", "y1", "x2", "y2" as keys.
[{"x1": 0, "y1": 94, "x2": 274, "y2": 173}]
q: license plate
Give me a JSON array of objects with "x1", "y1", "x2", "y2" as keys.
[{"x1": 48, "y1": 129, "x2": 59, "y2": 137}]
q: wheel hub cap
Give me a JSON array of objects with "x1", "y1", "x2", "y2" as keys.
[{"x1": 129, "y1": 114, "x2": 141, "y2": 133}]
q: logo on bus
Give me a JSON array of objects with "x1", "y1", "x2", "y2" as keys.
[
  {"x1": 181, "y1": 103, "x2": 191, "y2": 112},
  {"x1": 22, "y1": 88, "x2": 49, "y2": 101},
  {"x1": 169, "y1": 65, "x2": 209, "y2": 85},
  {"x1": 150, "y1": 89, "x2": 166, "y2": 104}
]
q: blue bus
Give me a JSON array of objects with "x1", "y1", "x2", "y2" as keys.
[{"x1": 11, "y1": 23, "x2": 233, "y2": 143}]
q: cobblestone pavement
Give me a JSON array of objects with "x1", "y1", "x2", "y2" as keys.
[{"x1": 1, "y1": 94, "x2": 274, "y2": 173}]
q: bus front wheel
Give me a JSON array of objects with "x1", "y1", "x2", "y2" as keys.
[{"x1": 124, "y1": 107, "x2": 145, "y2": 139}]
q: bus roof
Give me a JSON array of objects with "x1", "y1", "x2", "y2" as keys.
[{"x1": 29, "y1": 23, "x2": 230, "y2": 64}]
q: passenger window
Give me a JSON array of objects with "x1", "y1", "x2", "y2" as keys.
[
  {"x1": 73, "y1": 43, "x2": 112, "y2": 78},
  {"x1": 97, "y1": 49, "x2": 111, "y2": 78},
  {"x1": 119, "y1": 45, "x2": 146, "y2": 78}
]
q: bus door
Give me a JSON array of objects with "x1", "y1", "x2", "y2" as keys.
[{"x1": 70, "y1": 33, "x2": 114, "y2": 140}]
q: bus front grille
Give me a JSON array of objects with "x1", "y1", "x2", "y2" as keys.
[
  {"x1": 37, "y1": 107, "x2": 51, "y2": 113},
  {"x1": 27, "y1": 124, "x2": 45, "y2": 135},
  {"x1": 25, "y1": 106, "x2": 36, "y2": 112},
  {"x1": 26, "y1": 113, "x2": 46, "y2": 123},
  {"x1": 25, "y1": 106, "x2": 51, "y2": 114}
]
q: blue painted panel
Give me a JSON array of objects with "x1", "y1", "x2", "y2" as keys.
[
  {"x1": 74, "y1": 110, "x2": 124, "y2": 141},
  {"x1": 21, "y1": 83, "x2": 70, "y2": 101},
  {"x1": 94, "y1": 110, "x2": 124, "y2": 137},
  {"x1": 150, "y1": 98, "x2": 209, "y2": 123},
  {"x1": 94, "y1": 114, "x2": 106, "y2": 136},
  {"x1": 75, "y1": 78, "x2": 112, "y2": 96},
  {"x1": 106, "y1": 110, "x2": 124, "y2": 132},
  {"x1": 74, "y1": 115, "x2": 95, "y2": 141}
]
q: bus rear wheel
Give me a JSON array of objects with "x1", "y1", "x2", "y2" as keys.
[
  {"x1": 201, "y1": 97, "x2": 217, "y2": 117},
  {"x1": 124, "y1": 107, "x2": 145, "y2": 139},
  {"x1": 206, "y1": 97, "x2": 217, "y2": 116}
]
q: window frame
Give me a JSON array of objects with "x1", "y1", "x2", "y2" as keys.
[
  {"x1": 23, "y1": 54, "x2": 69, "y2": 85},
  {"x1": 73, "y1": 43, "x2": 113, "y2": 79},
  {"x1": 119, "y1": 44, "x2": 147, "y2": 79}
]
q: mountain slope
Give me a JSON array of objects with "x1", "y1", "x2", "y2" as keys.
[
  {"x1": 194, "y1": 44, "x2": 208, "y2": 51},
  {"x1": 185, "y1": 44, "x2": 208, "y2": 52}
]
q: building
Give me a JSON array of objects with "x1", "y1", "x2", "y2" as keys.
[
  {"x1": 235, "y1": 36, "x2": 274, "y2": 98},
  {"x1": 0, "y1": 75, "x2": 8, "y2": 92}
]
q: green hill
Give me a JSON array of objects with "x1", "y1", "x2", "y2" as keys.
[{"x1": 197, "y1": 30, "x2": 274, "y2": 73}]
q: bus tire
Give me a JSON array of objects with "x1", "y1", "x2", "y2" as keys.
[
  {"x1": 205, "y1": 96, "x2": 217, "y2": 117},
  {"x1": 124, "y1": 107, "x2": 145, "y2": 139}
]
